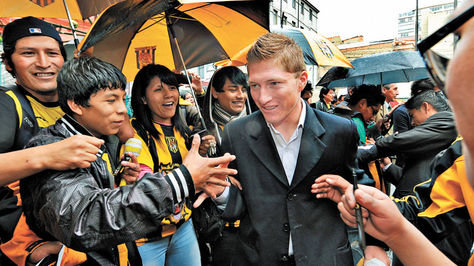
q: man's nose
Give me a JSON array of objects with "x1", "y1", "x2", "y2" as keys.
[
  {"x1": 117, "y1": 99, "x2": 128, "y2": 114},
  {"x1": 36, "y1": 52, "x2": 51, "y2": 68},
  {"x1": 258, "y1": 87, "x2": 272, "y2": 103}
]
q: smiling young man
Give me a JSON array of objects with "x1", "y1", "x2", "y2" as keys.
[
  {"x1": 218, "y1": 33, "x2": 363, "y2": 265},
  {"x1": 0, "y1": 17, "x2": 110, "y2": 265},
  {"x1": 196, "y1": 66, "x2": 250, "y2": 265},
  {"x1": 201, "y1": 66, "x2": 249, "y2": 148},
  {"x1": 19, "y1": 56, "x2": 237, "y2": 265}
]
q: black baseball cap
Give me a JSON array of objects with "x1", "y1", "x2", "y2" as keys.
[{"x1": 2, "y1": 16, "x2": 62, "y2": 49}]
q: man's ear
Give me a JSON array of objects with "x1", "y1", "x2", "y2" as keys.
[
  {"x1": 2, "y1": 56, "x2": 13, "y2": 72},
  {"x1": 298, "y1": 71, "x2": 309, "y2": 92},
  {"x1": 67, "y1": 99, "x2": 83, "y2": 116},
  {"x1": 421, "y1": 102, "x2": 430, "y2": 114},
  {"x1": 211, "y1": 87, "x2": 218, "y2": 99}
]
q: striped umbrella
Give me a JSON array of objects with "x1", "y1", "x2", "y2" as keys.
[
  {"x1": 77, "y1": 0, "x2": 269, "y2": 81},
  {"x1": 217, "y1": 27, "x2": 352, "y2": 68},
  {"x1": 273, "y1": 27, "x2": 352, "y2": 68}
]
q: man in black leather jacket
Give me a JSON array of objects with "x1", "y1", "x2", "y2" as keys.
[
  {"x1": 20, "y1": 57, "x2": 236, "y2": 265},
  {"x1": 358, "y1": 90, "x2": 457, "y2": 197}
]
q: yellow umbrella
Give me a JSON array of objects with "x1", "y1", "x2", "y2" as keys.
[
  {"x1": 217, "y1": 27, "x2": 353, "y2": 68},
  {"x1": 1, "y1": 0, "x2": 123, "y2": 47},
  {"x1": 0, "y1": 0, "x2": 123, "y2": 20},
  {"x1": 273, "y1": 27, "x2": 352, "y2": 68},
  {"x1": 77, "y1": 0, "x2": 269, "y2": 81},
  {"x1": 215, "y1": 42, "x2": 253, "y2": 67}
]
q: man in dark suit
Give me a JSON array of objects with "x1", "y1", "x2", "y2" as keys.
[{"x1": 218, "y1": 33, "x2": 361, "y2": 265}]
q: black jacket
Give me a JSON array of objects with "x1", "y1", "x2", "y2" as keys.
[
  {"x1": 221, "y1": 105, "x2": 358, "y2": 265},
  {"x1": 395, "y1": 138, "x2": 473, "y2": 265},
  {"x1": 20, "y1": 115, "x2": 195, "y2": 265},
  {"x1": 358, "y1": 111, "x2": 457, "y2": 197}
]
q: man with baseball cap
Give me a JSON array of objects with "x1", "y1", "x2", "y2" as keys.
[{"x1": 0, "y1": 16, "x2": 105, "y2": 265}]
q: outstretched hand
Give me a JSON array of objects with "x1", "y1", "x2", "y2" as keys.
[
  {"x1": 45, "y1": 135, "x2": 104, "y2": 170},
  {"x1": 193, "y1": 174, "x2": 242, "y2": 208},
  {"x1": 190, "y1": 72, "x2": 204, "y2": 94},
  {"x1": 338, "y1": 185, "x2": 403, "y2": 243},
  {"x1": 199, "y1": 135, "x2": 216, "y2": 156},
  {"x1": 183, "y1": 134, "x2": 237, "y2": 196},
  {"x1": 311, "y1": 174, "x2": 352, "y2": 203}
]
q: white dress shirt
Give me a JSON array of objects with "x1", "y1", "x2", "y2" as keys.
[{"x1": 267, "y1": 100, "x2": 306, "y2": 255}]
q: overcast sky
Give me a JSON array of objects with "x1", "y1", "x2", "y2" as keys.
[{"x1": 315, "y1": 0, "x2": 457, "y2": 41}]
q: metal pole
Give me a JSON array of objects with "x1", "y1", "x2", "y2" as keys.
[
  {"x1": 297, "y1": 0, "x2": 300, "y2": 28},
  {"x1": 415, "y1": 0, "x2": 419, "y2": 47},
  {"x1": 280, "y1": 0, "x2": 283, "y2": 28},
  {"x1": 167, "y1": 15, "x2": 207, "y2": 132},
  {"x1": 63, "y1": 0, "x2": 79, "y2": 48}
]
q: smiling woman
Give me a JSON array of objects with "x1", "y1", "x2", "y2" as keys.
[{"x1": 128, "y1": 64, "x2": 203, "y2": 266}]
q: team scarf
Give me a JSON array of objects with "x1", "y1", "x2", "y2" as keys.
[{"x1": 212, "y1": 102, "x2": 246, "y2": 127}]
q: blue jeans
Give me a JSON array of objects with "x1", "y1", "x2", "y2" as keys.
[{"x1": 138, "y1": 219, "x2": 201, "y2": 266}]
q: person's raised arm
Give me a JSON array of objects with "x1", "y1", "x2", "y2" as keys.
[
  {"x1": 0, "y1": 135, "x2": 104, "y2": 186},
  {"x1": 20, "y1": 134, "x2": 236, "y2": 251},
  {"x1": 183, "y1": 134, "x2": 235, "y2": 196}
]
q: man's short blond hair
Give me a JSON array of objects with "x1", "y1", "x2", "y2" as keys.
[{"x1": 247, "y1": 33, "x2": 306, "y2": 76}]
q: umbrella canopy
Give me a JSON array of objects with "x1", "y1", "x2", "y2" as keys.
[
  {"x1": 216, "y1": 27, "x2": 352, "y2": 68},
  {"x1": 323, "y1": 50, "x2": 430, "y2": 88},
  {"x1": 78, "y1": 0, "x2": 269, "y2": 81},
  {"x1": 272, "y1": 27, "x2": 352, "y2": 68},
  {"x1": 0, "y1": 0, "x2": 123, "y2": 20},
  {"x1": 315, "y1": 66, "x2": 349, "y2": 87}
]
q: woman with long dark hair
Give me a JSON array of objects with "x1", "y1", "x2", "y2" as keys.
[{"x1": 129, "y1": 64, "x2": 202, "y2": 266}]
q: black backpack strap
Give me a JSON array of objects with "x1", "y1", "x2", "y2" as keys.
[{"x1": 1, "y1": 85, "x2": 39, "y2": 149}]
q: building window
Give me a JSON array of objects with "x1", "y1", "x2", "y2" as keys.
[
  {"x1": 273, "y1": 10, "x2": 278, "y2": 25},
  {"x1": 301, "y1": 3, "x2": 304, "y2": 14},
  {"x1": 309, "y1": 9, "x2": 313, "y2": 21},
  {"x1": 444, "y1": 3, "x2": 453, "y2": 9},
  {"x1": 292, "y1": 0, "x2": 296, "y2": 9}
]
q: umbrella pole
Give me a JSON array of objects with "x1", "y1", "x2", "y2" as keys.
[
  {"x1": 63, "y1": 0, "x2": 79, "y2": 48},
  {"x1": 167, "y1": 17, "x2": 208, "y2": 133}
]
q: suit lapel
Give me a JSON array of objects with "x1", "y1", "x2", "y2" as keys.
[
  {"x1": 247, "y1": 113, "x2": 289, "y2": 187},
  {"x1": 291, "y1": 107, "x2": 326, "y2": 189}
]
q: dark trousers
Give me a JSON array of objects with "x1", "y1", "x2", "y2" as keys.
[{"x1": 211, "y1": 227, "x2": 239, "y2": 266}]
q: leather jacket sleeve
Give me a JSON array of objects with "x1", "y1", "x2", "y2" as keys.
[
  {"x1": 358, "y1": 112, "x2": 456, "y2": 163},
  {"x1": 375, "y1": 112, "x2": 456, "y2": 157},
  {"x1": 20, "y1": 132, "x2": 195, "y2": 252}
]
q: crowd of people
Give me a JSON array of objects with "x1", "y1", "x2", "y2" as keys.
[{"x1": 0, "y1": 1, "x2": 473, "y2": 265}]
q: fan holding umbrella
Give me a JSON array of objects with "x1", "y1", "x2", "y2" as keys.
[{"x1": 77, "y1": 0, "x2": 270, "y2": 135}]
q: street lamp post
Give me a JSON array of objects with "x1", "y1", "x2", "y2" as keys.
[{"x1": 415, "y1": 0, "x2": 419, "y2": 46}]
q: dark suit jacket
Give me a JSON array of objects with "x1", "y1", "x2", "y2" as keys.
[{"x1": 221, "y1": 104, "x2": 359, "y2": 266}]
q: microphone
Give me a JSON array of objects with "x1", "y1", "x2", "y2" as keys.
[{"x1": 113, "y1": 138, "x2": 142, "y2": 176}]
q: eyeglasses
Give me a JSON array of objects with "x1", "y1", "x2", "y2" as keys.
[{"x1": 417, "y1": 4, "x2": 474, "y2": 94}]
